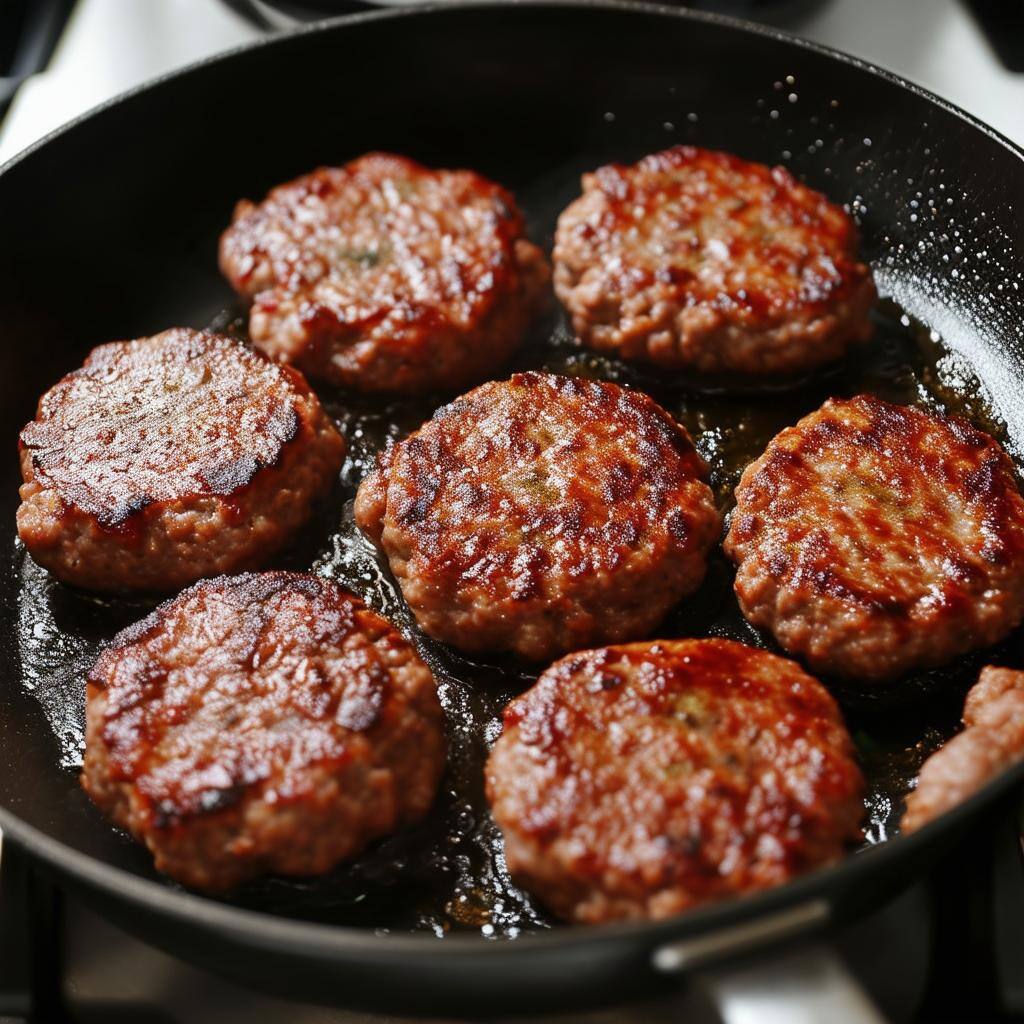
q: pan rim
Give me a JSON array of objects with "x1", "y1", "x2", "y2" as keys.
[
  {"x1": 2, "y1": 764, "x2": 1021, "y2": 956},
  {"x1": 2, "y1": 0, "x2": 1023, "y2": 958},
  {"x1": 2, "y1": 0, "x2": 1023, "y2": 180}
]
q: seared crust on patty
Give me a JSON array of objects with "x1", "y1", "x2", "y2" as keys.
[
  {"x1": 220, "y1": 152, "x2": 550, "y2": 394},
  {"x1": 553, "y1": 145, "x2": 876, "y2": 375},
  {"x1": 725, "y1": 395, "x2": 1024, "y2": 682},
  {"x1": 355, "y1": 372, "x2": 720, "y2": 661},
  {"x1": 81, "y1": 572, "x2": 446, "y2": 891},
  {"x1": 17, "y1": 329, "x2": 344, "y2": 593},
  {"x1": 902, "y1": 666, "x2": 1024, "y2": 833},
  {"x1": 485, "y1": 638, "x2": 865, "y2": 923}
]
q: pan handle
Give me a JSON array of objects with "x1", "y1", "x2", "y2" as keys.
[
  {"x1": 653, "y1": 900, "x2": 887, "y2": 1023},
  {"x1": 698, "y1": 943, "x2": 886, "y2": 1024}
]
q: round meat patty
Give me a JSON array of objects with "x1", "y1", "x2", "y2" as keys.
[
  {"x1": 902, "y1": 666, "x2": 1024, "y2": 834},
  {"x1": 219, "y1": 152, "x2": 551, "y2": 394},
  {"x1": 354, "y1": 372, "x2": 721, "y2": 661},
  {"x1": 724, "y1": 394, "x2": 1024, "y2": 682},
  {"x1": 553, "y1": 145, "x2": 876, "y2": 376},
  {"x1": 81, "y1": 572, "x2": 446, "y2": 891},
  {"x1": 485, "y1": 638, "x2": 865, "y2": 923},
  {"x1": 17, "y1": 329, "x2": 345, "y2": 593}
]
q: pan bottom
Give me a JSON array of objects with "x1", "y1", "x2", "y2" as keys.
[{"x1": 11, "y1": 293, "x2": 1021, "y2": 936}]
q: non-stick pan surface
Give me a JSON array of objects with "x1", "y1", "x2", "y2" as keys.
[{"x1": 2, "y1": 2, "x2": 1024, "y2": 1015}]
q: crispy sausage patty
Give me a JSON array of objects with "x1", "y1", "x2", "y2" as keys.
[
  {"x1": 220, "y1": 152, "x2": 550, "y2": 394},
  {"x1": 355, "y1": 372, "x2": 720, "y2": 661},
  {"x1": 902, "y1": 666, "x2": 1024, "y2": 833},
  {"x1": 725, "y1": 395, "x2": 1024, "y2": 682},
  {"x1": 17, "y1": 329, "x2": 344, "y2": 593},
  {"x1": 553, "y1": 146, "x2": 876, "y2": 375},
  {"x1": 486, "y1": 638, "x2": 865, "y2": 923},
  {"x1": 81, "y1": 572, "x2": 446, "y2": 891}
]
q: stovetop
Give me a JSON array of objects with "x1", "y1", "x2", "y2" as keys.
[{"x1": 0, "y1": 1, "x2": 1022, "y2": 1021}]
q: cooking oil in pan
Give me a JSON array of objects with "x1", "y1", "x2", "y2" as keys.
[{"x1": 12, "y1": 299, "x2": 1020, "y2": 936}]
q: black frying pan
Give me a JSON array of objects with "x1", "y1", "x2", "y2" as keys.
[{"x1": 2, "y1": 3, "x2": 1024, "y2": 1018}]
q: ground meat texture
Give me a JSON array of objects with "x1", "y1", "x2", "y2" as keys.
[
  {"x1": 485, "y1": 638, "x2": 865, "y2": 923},
  {"x1": 219, "y1": 153, "x2": 550, "y2": 394},
  {"x1": 81, "y1": 572, "x2": 445, "y2": 891},
  {"x1": 553, "y1": 146, "x2": 876, "y2": 376},
  {"x1": 354, "y1": 372, "x2": 720, "y2": 662},
  {"x1": 902, "y1": 666, "x2": 1024, "y2": 834},
  {"x1": 17, "y1": 329, "x2": 344, "y2": 594},
  {"x1": 724, "y1": 395, "x2": 1024, "y2": 683}
]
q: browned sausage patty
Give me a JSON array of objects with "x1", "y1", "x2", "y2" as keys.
[
  {"x1": 219, "y1": 152, "x2": 550, "y2": 394},
  {"x1": 485, "y1": 638, "x2": 865, "y2": 923},
  {"x1": 724, "y1": 395, "x2": 1024, "y2": 682},
  {"x1": 17, "y1": 329, "x2": 344, "y2": 594},
  {"x1": 553, "y1": 146, "x2": 876, "y2": 375},
  {"x1": 902, "y1": 666, "x2": 1024, "y2": 834},
  {"x1": 81, "y1": 572, "x2": 445, "y2": 891},
  {"x1": 354, "y1": 372, "x2": 720, "y2": 661}
]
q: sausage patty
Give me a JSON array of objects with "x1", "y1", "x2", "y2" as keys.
[
  {"x1": 219, "y1": 152, "x2": 550, "y2": 394},
  {"x1": 725, "y1": 395, "x2": 1024, "y2": 682},
  {"x1": 354, "y1": 372, "x2": 720, "y2": 661},
  {"x1": 81, "y1": 572, "x2": 446, "y2": 891},
  {"x1": 553, "y1": 146, "x2": 876, "y2": 376},
  {"x1": 902, "y1": 666, "x2": 1024, "y2": 833},
  {"x1": 17, "y1": 329, "x2": 344, "y2": 593},
  {"x1": 485, "y1": 638, "x2": 865, "y2": 923}
]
